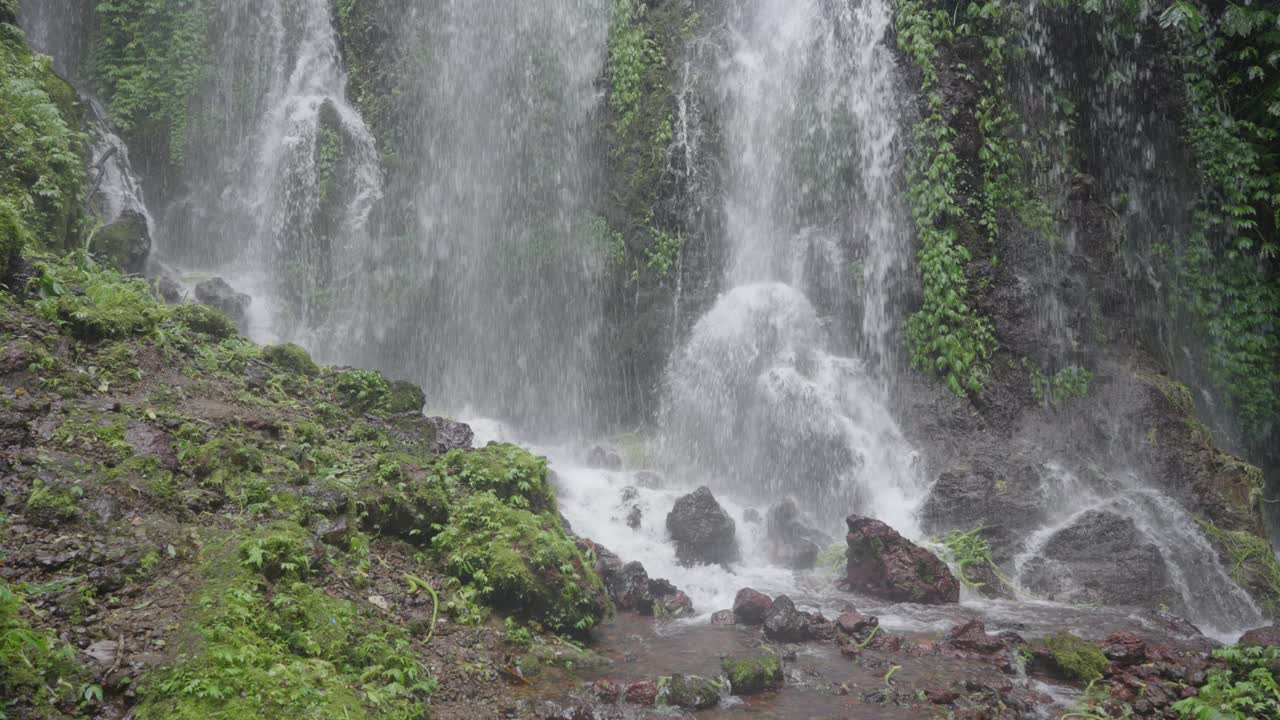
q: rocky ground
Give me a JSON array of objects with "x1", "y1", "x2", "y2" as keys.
[{"x1": 1, "y1": 255, "x2": 1277, "y2": 719}]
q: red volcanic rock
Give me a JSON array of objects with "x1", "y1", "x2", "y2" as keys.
[
  {"x1": 624, "y1": 680, "x2": 657, "y2": 706},
  {"x1": 1102, "y1": 631, "x2": 1147, "y2": 666},
  {"x1": 944, "y1": 619, "x2": 1007, "y2": 656},
  {"x1": 733, "y1": 588, "x2": 774, "y2": 625},
  {"x1": 844, "y1": 515, "x2": 960, "y2": 604}
]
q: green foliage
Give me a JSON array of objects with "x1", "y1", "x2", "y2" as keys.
[
  {"x1": 91, "y1": 0, "x2": 209, "y2": 163},
  {"x1": 937, "y1": 527, "x2": 1012, "y2": 593},
  {"x1": 1, "y1": 579, "x2": 87, "y2": 720},
  {"x1": 897, "y1": 0, "x2": 996, "y2": 397},
  {"x1": 1030, "y1": 364, "x2": 1093, "y2": 406},
  {"x1": 1159, "y1": 1, "x2": 1280, "y2": 447},
  {"x1": 0, "y1": 25, "x2": 87, "y2": 266},
  {"x1": 25, "y1": 480, "x2": 83, "y2": 523},
  {"x1": 1173, "y1": 644, "x2": 1280, "y2": 720},
  {"x1": 438, "y1": 443, "x2": 555, "y2": 512},
  {"x1": 607, "y1": 0, "x2": 662, "y2": 137},
  {"x1": 645, "y1": 225, "x2": 682, "y2": 277},
  {"x1": 31, "y1": 259, "x2": 163, "y2": 340},
  {"x1": 1198, "y1": 519, "x2": 1280, "y2": 616},
  {"x1": 431, "y1": 492, "x2": 607, "y2": 636},
  {"x1": 333, "y1": 368, "x2": 392, "y2": 414},
  {"x1": 167, "y1": 302, "x2": 239, "y2": 339},
  {"x1": 238, "y1": 522, "x2": 312, "y2": 580},
  {"x1": 261, "y1": 343, "x2": 320, "y2": 377},
  {"x1": 138, "y1": 541, "x2": 435, "y2": 720},
  {"x1": 816, "y1": 543, "x2": 847, "y2": 574},
  {"x1": 1044, "y1": 631, "x2": 1108, "y2": 682},
  {"x1": 721, "y1": 655, "x2": 783, "y2": 695},
  {"x1": 384, "y1": 380, "x2": 425, "y2": 414}
]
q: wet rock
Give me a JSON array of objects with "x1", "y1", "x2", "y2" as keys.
[
  {"x1": 591, "y1": 679, "x2": 621, "y2": 703},
  {"x1": 804, "y1": 613, "x2": 835, "y2": 641},
  {"x1": 918, "y1": 462, "x2": 1045, "y2": 563},
  {"x1": 762, "y1": 595, "x2": 810, "y2": 643},
  {"x1": 625, "y1": 505, "x2": 641, "y2": 530},
  {"x1": 316, "y1": 516, "x2": 349, "y2": 546},
  {"x1": 1239, "y1": 625, "x2": 1280, "y2": 648},
  {"x1": 596, "y1": 555, "x2": 691, "y2": 617},
  {"x1": 666, "y1": 486, "x2": 738, "y2": 565},
  {"x1": 764, "y1": 498, "x2": 831, "y2": 570},
  {"x1": 634, "y1": 470, "x2": 663, "y2": 489},
  {"x1": 722, "y1": 654, "x2": 783, "y2": 695},
  {"x1": 88, "y1": 565, "x2": 125, "y2": 594},
  {"x1": 93, "y1": 209, "x2": 151, "y2": 274},
  {"x1": 663, "y1": 674, "x2": 720, "y2": 709},
  {"x1": 654, "y1": 589, "x2": 694, "y2": 618},
  {"x1": 834, "y1": 610, "x2": 878, "y2": 639},
  {"x1": 710, "y1": 609, "x2": 736, "y2": 625},
  {"x1": 943, "y1": 619, "x2": 1008, "y2": 656},
  {"x1": 194, "y1": 277, "x2": 251, "y2": 325},
  {"x1": 425, "y1": 416, "x2": 473, "y2": 454},
  {"x1": 623, "y1": 680, "x2": 657, "y2": 706},
  {"x1": 125, "y1": 422, "x2": 177, "y2": 469},
  {"x1": 587, "y1": 445, "x2": 622, "y2": 470},
  {"x1": 843, "y1": 515, "x2": 960, "y2": 604},
  {"x1": 156, "y1": 275, "x2": 184, "y2": 303},
  {"x1": 733, "y1": 588, "x2": 774, "y2": 625},
  {"x1": 1102, "y1": 631, "x2": 1147, "y2": 666},
  {"x1": 84, "y1": 639, "x2": 120, "y2": 666},
  {"x1": 1020, "y1": 510, "x2": 1177, "y2": 610},
  {"x1": 86, "y1": 494, "x2": 120, "y2": 524}
]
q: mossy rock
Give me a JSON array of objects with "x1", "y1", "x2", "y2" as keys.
[
  {"x1": 262, "y1": 343, "x2": 319, "y2": 377},
  {"x1": 33, "y1": 265, "x2": 160, "y2": 340},
  {"x1": 663, "y1": 674, "x2": 722, "y2": 709},
  {"x1": 169, "y1": 302, "x2": 239, "y2": 339},
  {"x1": 384, "y1": 379, "x2": 425, "y2": 414},
  {"x1": 722, "y1": 654, "x2": 783, "y2": 695},
  {"x1": 0, "y1": 199, "x2": 30, "y2": 281},
  {"x1": 92, "y1": 210, "x2": 151, "y2": 274},
  {"x1": 1043, "y1": 631, "x2": 1107, "y2": 682},
  {"x1": 0, "y1": 0, "x2": 16, "y2": 26},
  {"x1": 360, "y1": 472, "x2": 451, "y2": 545},
  {"x1": 438, "y1": 443, "x2": 555, "y2": 512},
  {"x1": 431, "y1": 492, "x2": 608, "y2": 636},
  {"x1": 332, "y1": 368, "x2": 391, "y2": 414}
]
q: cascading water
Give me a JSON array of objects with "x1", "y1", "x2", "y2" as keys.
[
  {"x1": 334, "y1": 1, "x2": 611, "y2": 436},
  {"x1": 159, "y1": 0, "x2": 382, "y2": 346},
  {"x1": 659, "y1": 0, "x2": 920, "y2": 530}
]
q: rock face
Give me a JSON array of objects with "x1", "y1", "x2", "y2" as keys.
[
  {"x1": 666, "y1": 486, "x2": 738, "y2": 565},
  {"x1": 918, "y1": 462, "x2": 1045, "y2": 564},
  {"x1": 765, "y1": 498, "x2": 831, "y2": 569},
  {"x1": 194, "y1": 277, "x2": 251, "y2": 325},
  {"x1": 733, "y1": 588, "x2": 774, "y2": 625},
  {"x1": 93, "y1": 209, "x2": 151, "y2": 274},
  {"x1": 1020, "y1": 510, "x2": 1176, "y2": 610},
  {"x1": 844, "y1": 515, "x2": 959, "y2": 604},
  {"x1": 424, "y1": 417, "x2": 473, "y2": 454},
  {"x1": 1238, "y1": 625, "x2": 1280, "y2": 648}
]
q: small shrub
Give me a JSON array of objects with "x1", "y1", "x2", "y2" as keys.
[
  {"x1": 261, "y1": 343, "x2": 319, "y2": 377},
  {"x1": 332, "y1": 369, "x2": 390, "y2": 414},
  {"x1": 168, "y1": 303, "x2": 237, "y2": 339},
  {"x1": 438, "y1": 443, "x2": 555, "y2": 512},
  {"x1": 1, "y1": 579, "x2": 87, "y2": 717},
  {"x1": 1173, "y1": 644, "x2": 1280, "y2": 720},
  {"x1": 384, "y1": 379, "x2": 425, "y2": 414},
  {"x1": 32, "y1": 263, "x2": 161, "y2": 340},
  {"x1": 25, "y1": 480, "x2": 82, "y2": 523}
]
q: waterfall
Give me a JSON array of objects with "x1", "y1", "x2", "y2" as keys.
[
  {"x1": 159, "y1": 0, "x2": 382, "y2": 346},
  {"x1": 85, "y1": 98, "x2": 158, "y2": 242},
  {"x1": 336, "y1": 0, "x2": 610, "y2": 436},
  {"x1": 659, "y1": 0, "x2": 920, "y2": 529}
]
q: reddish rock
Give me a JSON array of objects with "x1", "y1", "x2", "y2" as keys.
[
  {"x1": 656, "y1": 590, "x2": 694, "y2": 618},
  {"x1": 926, "y1": 688, "x2": 959, "y2": 705},
  {"x1": 1102, "y1": 631, "x2": 1147, "y2": 666},
  {"x1": 805, "y1": 613, "x2": 835, "y2": 641},
  {"x1": 835, "y1": 610, "x2": 878, "y2": 637},
  {"x1": 624, "y1": 680, "x2": 658, "y2": 706},
  {"x1": 733, "y1": 588, "x2": 774, "y2": 625},
  {"x1": 710, "y1": 609, "x2": 736, "y2": 625},
  {"x1": 592, "y1": 679, "x2": 621, "y2": 703},
  {"x1": 1239, "y1": 625, "x2": 1280, "y2": 648},
  {"x1": 944, "y1": 619, "x2": 1006, "y2": 655},
  {"x1": 844, "y1": 515, "x2": 959, "y2": 604}
]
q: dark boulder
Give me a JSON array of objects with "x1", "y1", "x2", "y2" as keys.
[
  {"x1": 194, "y1": 277, "x2": 251, "y2": 325},
  {"x1": 918, "y1": 462, "x2": 1045, "y2": 563},
  {"x1": 156, "y1": 274, "x2": 184, "y2": 303},
  {"x1": 762, "y1": 595, "x2": 810, "y2": 643},
  {"x1": 587, "y1": 445, "x2": 623, "y2": 470},
  {"x1": 663, "y1": 674, "x2": 720, "y2": 709},
  {"x1": 1102, "y1": 631, "x2": 1147, "y2": 666},
  {"x1": 425, "y1": 416, "x2": 473, "y2": 454},
  {"x1": 765, "y1": 498, "x2": 831, "y2": 569},
  {"x1": 710, "y1": 609, "x2": 736, "y2": 625},
  {"x1": 844, "y1": 515, "x2": 960, "y2": 604},
  {"x1": 93, "y1": 209, "x2": 150, "y2": 274},
  {"x1": 733, "y1": 588, "x2": 774, "y2": 625},
  {"x1": 626, "y1": 505, "x2": 642, "y2": 529},
  {"x1": 1020, "y1": 510, "x2": 1177, "y2": 610},
  {"x1": 594, "y1": 550, "x2": 692, "y2": 617},
  {"x1": 1239, "y1": 625, "x2": 1280, "y2": 648},
  {"x1": 835, "y1": 609, "x2": 879, "y2": 640},
  {"x1": 666, "y1": 486, "x2": 738, "y2": 565},
  {"x1": 624, "y1": 680, "x2": 657, "y2": 705}
]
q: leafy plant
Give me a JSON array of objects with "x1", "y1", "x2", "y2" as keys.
[{"x1": 1173, "y1": 644, "x2": 1280, "y2": 720}]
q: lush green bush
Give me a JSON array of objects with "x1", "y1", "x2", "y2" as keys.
[
  {"x1": 168, "y1": 302, "x2": 238, "y2": 339},
  {"x1": 437, "y1": 443, "x2": 555, "y2": 512},
  {"x1": 1, "y1": 580, "x2": 88, "y2": 719},
  {"x1": 31, "y1": 260, "x2": 163, "y2": 339},
  {"x1": 262, "y1": 342, "x2": 320, "y2": 377},
  {"x1": 333, "y1": 368, "x2": 392, "y2": 414},
  {"x1": 431, "y1": 492, "x2": 607, "y2": 636},
  {"x1": 722, "y1": 655, "x2": 783, "y2": 695},
  {"x1": 1173, "y1": 644, "x2": 1280, "y2": 720}
]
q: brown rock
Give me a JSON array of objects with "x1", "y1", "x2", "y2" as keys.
[
  {"x1": 1239, "y1": 625, "x2": 1280, "y2": 648},
  {"x1": 733, "y1": 588, "x2": 774, "y2": 625},
  {"x1": 1102, "y1": 631, "x2": 1147, "y2": 666},
  {"x1": 624, "y1": 680, "x2": 657, "y2": 706},
  {"x1": 844, "y1": 515, "x2": 959, "y2": 604},
  {"x1": 710, "y1": 609, "x2": 736, "y2": 625}
]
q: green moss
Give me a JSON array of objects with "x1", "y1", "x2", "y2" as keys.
[
  {"x1": 721, "y1": 655, "x2": 783, "y2": 695},
  {"x1": 431, "y1": 492, "x2": 607, "y2": 636},
  {"x1": 90, "y1": 212, "x2": 149, "y2": 273},
  {"x1": 137, "y1": 530, "x2": 435, "y2": 720},
  {"x1": 385, "y1": 379, "x2": 425, "y2": 414},
  {"x1": 438, "y1": 443, "x2": 555, "y2": 512},
  {"x1": 167, "y1": 302, "x2": 238, "y2": 339},
  {"x1": 31, "y1": 261, "x2": 162, "y2": 340},
  {"x1": 333, "y1": 368, "x2": 391, "y2": 414},
  {"x1": 238, "y1": 522, "x2": 313, "y2": 581},
  {"x1": 1043, "y1": 631, "x2": 1107, "y2": 682},
  {"x1": 1199, "y1": 520, "x2": 1280, "y2": 617},
  {"x1": 663, "y1": 673, "x2": 722, "y2": 709},
  {"x1": 1, "y1": 579, "x2": 89, "y2": 720},
  {"x1": 261, "y1": 343, "x2": 319, "y2": 377},
  {"x1": 25, "y1": 479, "x2": 83, "y2": 523}
]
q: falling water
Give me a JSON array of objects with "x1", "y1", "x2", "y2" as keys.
[
  {"x1": 85, "y1": 99, "x2": 158, "y2": 242},
  {"x1": 159, "y1": 0, "x2": 382, "y2": 345},
  {"x1": 659, "y1": 0, "x2": 920, "y2": 529}
]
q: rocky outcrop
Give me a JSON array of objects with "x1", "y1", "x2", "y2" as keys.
[
  {"x1": 762, "y1": 595, "x2": 811, "y2": 643},
  {"x1": 666, "y1": 486, "x2": 738, "y2": 565},
  {"x1": 424, "y1": 417, "x2": 473, "y2": 454},
  {"x1": 1239, "y1": 625, "x2": 1280, "y2": 648},
  {"x1": 92, "y1": 209, "x2": 151, "y2": 274},
  {"x1": 194, "y1": 277, "x2": 251, "y2": 325},
  {"x1": 843, "y1": 515, "x2": 959, "y2": 604},
  {"x1": 591, "y1": 544, "x2": 692, "y2": 617},
  {"x1": 1020, "y1": 510, "x2": 1177, "y2": 611},
  {"x1": 765, "y1": 498, "x2": 831, "y2": 570}
]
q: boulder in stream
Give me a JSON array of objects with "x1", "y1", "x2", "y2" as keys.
[
  {"x1": 722, "y1": 654, "x2": 783, "y2": 695},
  {"x1": 762, "y1": 595, "x2": 811, "y2": 643},
  {"x1": 666, "y1": 486, "x2": 739, "y2": 565},
  {"x1": 194, "y1": 277, "x2": 251, "y2": 325},
  {"x1": 765, "y1": 498, "x2": 831, "y2": 569},
  {"x1": 732, "y1": 588, "x2": 774, "y2": 625},
  {"x1": 592, "y1": 545, "x2": 692, "y2": 617},
  {"x1": 844, "y1": 515, "x2": 960, "y2": 604}
]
